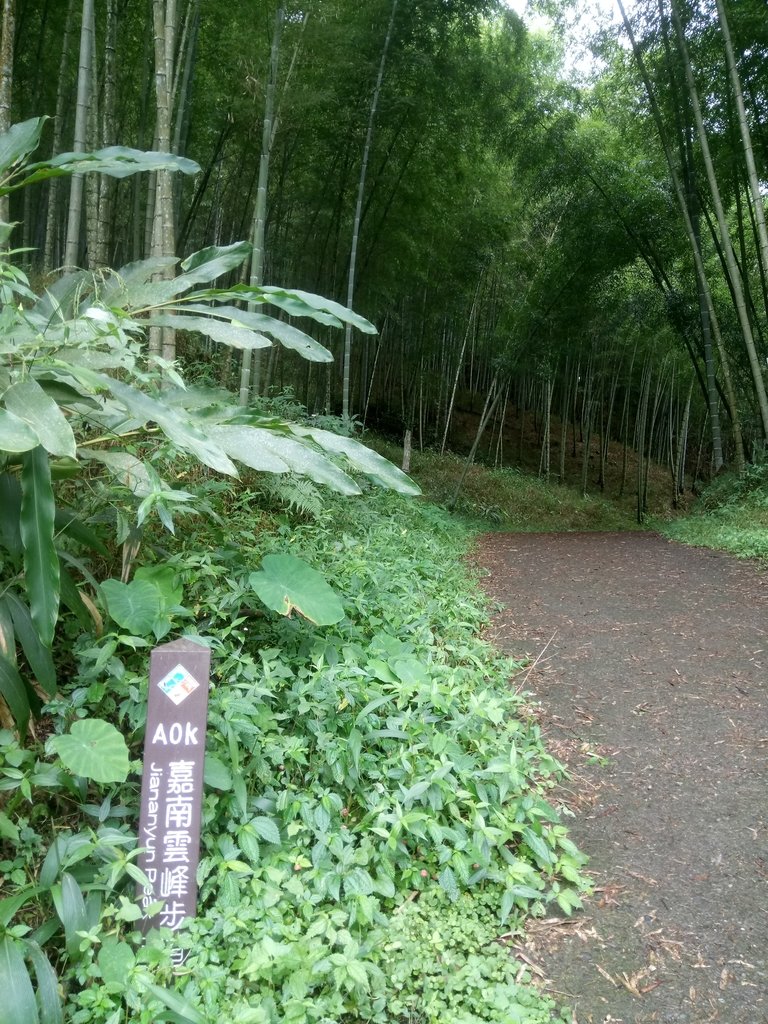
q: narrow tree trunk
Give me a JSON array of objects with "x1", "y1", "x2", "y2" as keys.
[
  {"x1": 450, "y1": 374, "x2": 502, "y2": 510},
  {"x1": 0, "y1": 0, "x2": 15, "y2": 225},
  {"x1": 240, "y1": 4, "x2": 284, "y2": 405},
  {"x1": 342, "y1": 0, "x2": 398, "y2": 420},
  {"x1": 64, "y1": 0, "x2": 95, "y2": 268}
]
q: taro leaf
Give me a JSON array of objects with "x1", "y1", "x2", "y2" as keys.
[
  {"x1": 133, "y1": 565, "x2": 182, "y2": 611},
  {"x1": 0, "y1": 408, "x2": 40, "y2": 452},
  {"x1": 101, "y1": 578, "x2": 162, "y2": 637},
  {"x1": 391, "y1": 657, "x2": 428, "y2": 686},
  {"x1": 294, "y1": 426, "x2": 421, "y2": 496},
  {"x1": 20, "y1": 447, "x2": 59, "y2": 647},
  {"x1": 249, "y1": 554, "x2": 344, "y2": 626},
  {"x1": 0, "y1": 935, "x2": 39, "y2": 1024},
  {"x1": 49, "y1": 719, "x2": 130, "y2": 783},
  {"x1": 3, "y1": 378, "x2": 76, "y2": 458}
]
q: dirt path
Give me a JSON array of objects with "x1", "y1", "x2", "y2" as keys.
[{"x1": 476, "y1": 531, "x2": 768, "y2": 1024}]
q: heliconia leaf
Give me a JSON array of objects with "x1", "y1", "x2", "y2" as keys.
[
  {"x1": 0, "y1": 117, "x2": 47, "y2": 184},
  {"x1": 145, "y1": 314, "x2": 272, "y2": 351},
  {"x1": 4, "y1": 378, "x2": 77, "y2": 458},
  {"x1": 258, "y1": 286, "x2": 378, "y2": 334},
  {"x1": 249, "y1": 554, "x2": 345, "y2": 626},
  {"x1": 24, "y1": 941, "x2": 63, "y2": 1024},
  {"x1": 209, "y1": 425, "x2": 360, "y2": 493},
  {"x1": 295, "y1": 426, "x2": 422, "y2": 496},
  {"x1": 106, "y1": 379, "x2": 237, "y2": 477},
  {"x1": 20, "y1": 447, "x2": 59, "y2": 647},
  {"x1": 5, "y1": 591, "x2": 56, "y2": 697},
  {"x1": 0, "y1": 652, "x2": 31, "y2": 740},
  {"x1": 15, "y1": 147, "x2": 200, "y2": 193},
  {"x1": 0, "y1": 407, "x2": 40, "y2": 452},
  {"x1": 0, "y1": 472, "x2": 22, "y2": 554},
  {"x1": 49, "y1": 719, "x2": 130, "y2": 784},
  {"x1": 183, "y1": 304, "x2": 333, "y2": 362},
  {"x1": 177, "y1": 241, "x2": 252, "y2": 287},
  {"x1": 0, "y1": 935, "x2": 39, "y2": 1024}
]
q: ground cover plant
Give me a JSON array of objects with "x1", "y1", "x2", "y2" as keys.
[
  {"x1": 2, "y1": 482, "x2": 586, "y2": 1024},
  {"x1": 659, "y1": 463, "x2": 768, "y2": 559}
]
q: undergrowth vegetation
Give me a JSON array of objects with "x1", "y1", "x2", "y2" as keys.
[
  {"x1": 2, "y1": 480, "x2": 585, "y2": 1024},
  {"x1": 368, "y1": 442, "x2": 641, "y2": 532},
  {"x1": 660, "y1": 463, "x2": 768, "y2": 559}
]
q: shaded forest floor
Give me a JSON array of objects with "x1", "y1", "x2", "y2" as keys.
[{"x1": 477, "y1": 531, "x2": 768, "y2": 1024}]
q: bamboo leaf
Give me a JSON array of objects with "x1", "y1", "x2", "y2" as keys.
[
  {"x1": 16, "y1": 147, "x2": 200, "y2": 192},
  {"x1": 144, "y1": 984, "x2": 207, "y2": 1024},
  {"x1": 183, "y1": 303, "x2": 333, "y2": 362},
  {"x1": 0, "y1": 936, "x2": 39, "y2": 1024},
  {"x1": 177, "y1": 241, "x2": 252, "y2": 286},
  {"x1": 4, "y1": 379, "x2": 77, "y2": 458},
  {"x1": 20, "y1": 447, "x2": 59, "y2": 647},
  {"x1": 0, "y1": 472, "x2": 22, "y2": 553},
  {"x1": 51, "y1": 873, "x2": 87, "y2": 961},
  {"x1": 259, "y1": 286, "x2": 378, "y2": 333}
]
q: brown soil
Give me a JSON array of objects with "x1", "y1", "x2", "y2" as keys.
[{"x1": 476, "y1": 531, "x2": 768, "y2": 1024}]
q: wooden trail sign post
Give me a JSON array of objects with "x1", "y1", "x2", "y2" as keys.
[{"x1": 137, "y1": 638, "x2": 211, "y2": 965}]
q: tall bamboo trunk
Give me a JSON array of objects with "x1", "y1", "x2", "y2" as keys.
[
  {"x1": 0, "y1": 0, "x2": 15, "y2": 225},
  {"x1": 64, "y1": 0, "x2": 95, "y2": 268}
]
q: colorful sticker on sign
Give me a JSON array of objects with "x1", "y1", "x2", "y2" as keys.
[{"x1": 157, "y1": 664, "x2": 200, "y2": 706}]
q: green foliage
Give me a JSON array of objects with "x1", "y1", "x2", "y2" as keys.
[
  {"x1": 249, "y1": 554, "x2": 345, "y2": 625},
  {"x1": 48, "y1": 719, "x2": 130, "y2": 784},
  {"x1": 660, "y1": 464, "x2": 768, "y2": 559}
]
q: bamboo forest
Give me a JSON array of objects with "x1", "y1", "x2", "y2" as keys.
[{"x1": 1, "y1": 1, "x2": 768, "y2": 1022}]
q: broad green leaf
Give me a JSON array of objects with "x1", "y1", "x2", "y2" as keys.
[
  {"x1": 49, "y1": 719, "x2": 130, "y2": 783},
  {"x1": 5, "y1": 591, "x2": 56, "y2": 696},
  {"x1": 51, "y1": 873, "x2": 87, "y2": 961},
  {"x1": 184, "y1": 304, "x2": 333, "y2": 362},
  {"x1": 0, "y1": 472, "x2": 22, "y2": 552},
  {"x1": 15, "y1": 147, "x2": 200, "y2": 193},
  {"x1": 101, "y1": 578, "x2": 161, "y2": 636},
  {"x1": 343, "y1": 867, "x2": 374, "y2": 897},
  {"x1": 0, "y1": 887, "x2": 41, "y2": 928},
  {"x1": 0, "y1": 936, "x2": 39, "y2": 1024},
  {"x1": 177, "y1": 241, "x2": 252, "y2": 287},
  {"x1": 296, "y1": 427, "x2": 421, "y2": 496},
  {"x1": 249, "y1": 816, "x2": 281, "y2": 845},
  {"x1": 20, "y1": 447, "x2": 59, "y2": 646},
  {"x1": 0, "y1": 594, "x2": 14, "y2": 661},
  {"x1": 80, "y1": 450, "x2": 157, "y2": 497},
  {"x1": 3, "y1": 379, "x2": 76, "y2": 458},
  {"x1": 259, "y1": 286, "x2": 377, "y2": 333},
  {"x1": 203, "y1": 755, "x2": 233, "y2": 791},
  {"x1": 133, "y1": 565, "x2": 182, "y2": 610},
  {"x1": 144, "y1": 984, "x2": 207, "y2": 1024},
  {"x1": 145, "y1": 314, "x2": 272, "y2": 351},
  {"x1": 106, "y1": 380, "x2": 237, "y2": 477},
  {"x1": 97, "y1": 936, "x2": 135, "y2": 992},
  {"x1": 58, "y1": 567, "x2": 94, "y2": 632},
  {"x1": 438, "y1": 866, "x2": 459, "y2": 903},
  {"x1": 0, "y1": 407, "x2": 40, "y2": 452},
  {"x1": 24, "y1": 942, "x2": 63, "y2": 1024},
  {"x1": 0, "y1": 647, "x2": 32, "y2": 740},
  {"x1": 249, "y1": 554, "x2": 344, "y2": 626},
  {"x1": 210, "y1": 425, "x2": 360, "y2": 493},
  {"x1": 521, "y1": 827, "x2": 555, "y2": 868},
  {"x1": 0, "y1": 117, "x2": 47, "y2": 182}
]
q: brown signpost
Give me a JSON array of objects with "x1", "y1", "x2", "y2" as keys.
[{"x1": 137, "y1": 638, "x2": 211, "y2": 965}]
